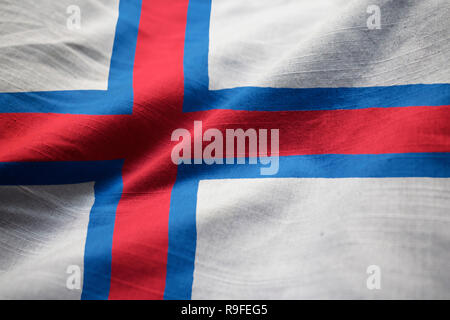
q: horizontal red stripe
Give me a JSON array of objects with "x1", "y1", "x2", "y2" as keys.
[
  {"x1": 175, "y1": 105, "x2": 450, "y2": 157},
  {"x1": 2, "y1": 105, "x2": 449, "y2": 163},
  {"x1": 0, "y1": 114, "x2": 133, "y2": 162}
]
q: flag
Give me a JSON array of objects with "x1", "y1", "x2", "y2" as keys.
[{"x1": 0, "y1": 0, "x2": 449, "y2": 300}]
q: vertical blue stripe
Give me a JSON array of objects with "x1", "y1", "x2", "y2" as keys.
[
  {"x1": 164, "y1": 178, "x2": 199, "y2": 300},
  {"x1": 183, "y1": 0, "x2": 212, "y2": 112},
  {"x1": 106, "y1": 0, "x2": 142, "y2": 102},
  {"x1": 81, "y1": 170, "x2": 123, "y2": 300}
]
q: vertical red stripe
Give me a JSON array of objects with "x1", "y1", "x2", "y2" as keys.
[{"x1": 109, "y1": 0, "x2": 189, "y2": 299}]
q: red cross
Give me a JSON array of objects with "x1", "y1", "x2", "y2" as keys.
[{"x1": 1, "y1": 0, "x2": 449, "y2": 299}]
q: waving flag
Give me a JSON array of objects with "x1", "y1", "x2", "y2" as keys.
[{"x1": 0, "y1": 0, "x2": 449, "y2": 300}]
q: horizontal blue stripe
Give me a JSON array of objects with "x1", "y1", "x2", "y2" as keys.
[
  {"x1": 184, "y1": 84, "x2": 450, "y2": 112},
  {"x1": 176, "y1": 153, "x2": 450, "y2": 180},
  {"x1": 0, "y1": 0, "x2": 142, "y2": 115},
  {"x1": 165, "y1": 153, "x2": 450, "y2": 299},
  {"x1": 0, "y1": 160, "x2": 123, "y2": 185},
  {"x1": 0, "y1": 160, "x2": 124, "y2": 300},
  {"x1": 0, "y1": 90, "x2": 131, "y2": 115}
]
